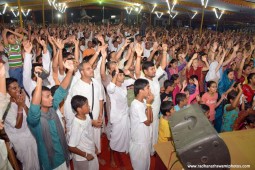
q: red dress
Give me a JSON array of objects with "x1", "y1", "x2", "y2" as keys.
[
  {"x1": 242, "y1": 84, "x2": 255, "y2": 103},
  {"x1": 187, "y1": 66, "x2": 204, "y2": 92}
]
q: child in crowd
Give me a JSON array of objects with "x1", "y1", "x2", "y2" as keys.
[
  {"x1": 69, "y1": 95, "x2": 99, "y2": 170},
  {"x1": 201, "y1": 81, "x2": 226, "y2": 123},
  {"x1": 171, "y1": 74, "x2": 181, "y2": 105},
  {"x1": 182, "y1": 75, "x2": 199, "y2": 104},
  {"x1": 2, "y1": 29, "x2": 25, "y2": 87},
  {"x1": 221, "y1": 84, "x2": 244, "y2": 132},
  {"x1": 160, "y1": 80, "x2": 174, "y2": 102},
  {"x1": 200, "y1": 104, "x2": 210, "y2": 119},
  {"x1": 174, "y1": 93, "x2": 188, "y2": 111},
  {"x1": 129, "y1": 79, "x2": 154, "y2": 170},
  {"x1": 158, "y1": 101, "x2": 175, "y2": 143}
]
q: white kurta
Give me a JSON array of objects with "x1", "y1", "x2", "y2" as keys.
[
  {"x1": 107, "y1": 79, "x2": 134, "y2": 153},
  {"x1": 70, "y1": 78, "x2": 103, "y2": 153},
  {"x1": 129, "y1": 99, "x2": 151, "y2": 170},
  {"x1": 68, "y1": 116, "x2": 99, "y2": 170},
  {"x1": 141, "y1": 66, "x2": 164, "y2": 154},
  {"x1": 4, "y1": 98, "x2": 39, "y2": 170}
]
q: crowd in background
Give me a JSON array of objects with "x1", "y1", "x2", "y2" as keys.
[{"x1": 0, "y1": 22, "x2": 255, "y2": 170}]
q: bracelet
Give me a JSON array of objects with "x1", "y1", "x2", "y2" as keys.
[
  {"x1": 96, "y1": 51, "x2": 100, "y2": 55},
  {"x1": 84, "y1": 152, "x2": 87, "y2": 158},
  {"x1": 146, "y1": 104, "x2": 152, "y2": 107},
  {"x1": 17, "y1": 111, "x2": 23, "y2": 114}
]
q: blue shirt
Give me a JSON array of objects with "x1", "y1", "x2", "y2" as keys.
[{"x1": 27, "y1": 86, "x2": 67, "y2": 170}]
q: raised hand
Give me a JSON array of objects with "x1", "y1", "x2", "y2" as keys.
[
  {"x1": 37, "y1": 37, "x2": 46, "y2": 47},
  {"x1": 152, "y1": 42, "x2": 159, "y2": 51},
  {"x1": 23, "y1": 40, "x2": 33, "y2": 54},
  {"x1": 135, "y1": 44, "x2": 143, "y2": 56},
  {"x1": 53, "y1": 38, "x2": 64, "y2": 50},
  {"x1": 63, "y1": 60, "x2": 74, "y2": 71},
  {"x1": 162, "y1": 44, "x2": 168, "y2": 52}
]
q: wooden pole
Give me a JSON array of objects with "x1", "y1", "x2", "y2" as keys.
[
  {"x1": 199, "y1": 0, "x2": 205, "y2": 36},
  {"x1": 42, "y1": 0, "x2": 45, "y2": 27},
  {"x1": 17, "y1": 0, "x2": 23, "y2": 28}
]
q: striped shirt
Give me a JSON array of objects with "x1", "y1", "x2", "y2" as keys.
[{"x1": 5, "y1": 41, "x2": 23, "y2": 69}]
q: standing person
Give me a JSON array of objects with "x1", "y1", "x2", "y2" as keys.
[
  {"x1": 186, "y1": 53, "x2": 209, "y2": 93},
  {"x1": 0, "y1": 63, "x2": 13, "y2": 170},
  {"x1": 69, "y1": 95, "x2": 99, "y2": 170},
  {"x1": 215, "y1": 68, "x2": 235, "y2": 132},
  {"x1": 107, "y1": 68, "x2": 135, "y2": 168},
  {"x1": 201, "y1": 81, "x2": 226, "y2": 123},
  {"x1": 135, "y1": 43, "x2": 167, "y2": 155},
  {"x1": 158, "y1": 101, "x2": 175, "y2": 143},
  {"x1": 129, "y1": 79, "x2": 154, "y2": 170},
  {"x1": 27, "y1": 60, "x2": 74, "y2": 170},
  {"x1": 70, "y1": 61, "x2": 105, "y2": 165},
  {"x1": 2, "y1": 29, "x2": 25, "y2": 87},
  {"x1": 5, "y1": 77, "x2": 40, "y2": 170},
  {"x1": 221, "y1": 87, "x2": 243, "y2": 132}
]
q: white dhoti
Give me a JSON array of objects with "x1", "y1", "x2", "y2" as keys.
[
  {"x1": 129, "y1": 142, "x2": 151, "y2": 170},
  {"x1": 73, "y1": 153, "x2": 99, "y2": 170},
  {"x1": 110, "y1": 114, "x2": 130, "y2": 153},
  {"x1": 0, "y1": 139, "x2": 13, "y2": 170},
  {"x1": 93, "y1": 127, "x2": 101, "y2": 153}
]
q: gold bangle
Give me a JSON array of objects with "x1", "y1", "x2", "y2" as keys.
[{"x1": 146, "y1": 104, "x2": 152, "y2": 107}]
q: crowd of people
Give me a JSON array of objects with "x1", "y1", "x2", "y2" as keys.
[{"x1": 0, "y1": 22, "x2": 255, "y2": 170}]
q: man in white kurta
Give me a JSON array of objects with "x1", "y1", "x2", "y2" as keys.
[
  {"x1": 69, "y1": 61, "x2": 103, "y2": 154},
  {"x1": 140, "y1": 66, "x2": 165, "y2": 154},
  {"x1": 107, "y1": 78, "x2": 134, "y2": 152},
  {"x1": 70, "y1": 77, "x2": 103, "y2": 152}
]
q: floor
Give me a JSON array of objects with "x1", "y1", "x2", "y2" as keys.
[{"x1": 98, "y1": 134, "x2": 156, "y2": 170}]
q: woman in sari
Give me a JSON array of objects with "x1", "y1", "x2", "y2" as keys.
[{"x1": 215, "y1": 68, "x2": 235, "y2": 132}]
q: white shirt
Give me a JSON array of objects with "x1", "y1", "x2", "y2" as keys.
[
  {"x1": 107, "y1": 79, "x2": 135, "y2": 123},
  {"x1": 71, "y1": 78, "x2": 103, "y2": 119},
  {"x1": 130, "y1": 99, "x2": 151, "y2": 144},
  {"x1": 141, "y1": 66, "x2": 164, "y2": 114},
  {"x1": 68, "y1": 116, "x2": 95, "y2": 161},
  {"x1": 205, "y1": 61, "x2": 220, "y2": 82}
]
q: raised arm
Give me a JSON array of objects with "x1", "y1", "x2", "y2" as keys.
[
  {"x1": 237, "y1": 53, "x2": 248, "y2": 79},
  {"x1": 60, "y1": 60, "x2": 74, "y2": 90},
  {"x1": 114, "y1": 38, "x2": 130, "y2": 61},
  {"x1": 226, "y1": 84, "x2": 243, "y2": 111},
  {"x1": 187, "y1": 53, "x2": 198, "y2": 70},
  {"x1": 100, "y1": 45, "x2": 107, "y2": 81},
  {"x1": 161, "y1": 44, "x2": 168, "y2": 70},
  {"x1": 22, "y1": 40, "x2": 34, "y2": 98},
  {"x1": 134, "y1": 44, "x2": 143, "y2": 79},
  {"x1": 215, "y1": 49, "x2": 227, "y2": 73},
  {"x1": 201, "y1": 55, "x2": 210, "y2": 72},
  {"x1": 7, "y1": 28, "x2": 24, "y2": 41}
]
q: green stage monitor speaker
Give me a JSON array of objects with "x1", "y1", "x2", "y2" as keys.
[{"x1": 169, "y1": 104, "x2": 231, "y2": 170}]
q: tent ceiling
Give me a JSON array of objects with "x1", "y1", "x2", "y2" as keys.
[{"x1": 1, "y1": 0, "x2": 255, "y2": 23}]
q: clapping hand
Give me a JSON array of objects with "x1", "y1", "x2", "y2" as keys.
[{"x1": 63, "y1": 60, "x2": 74, "y2": 71}]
